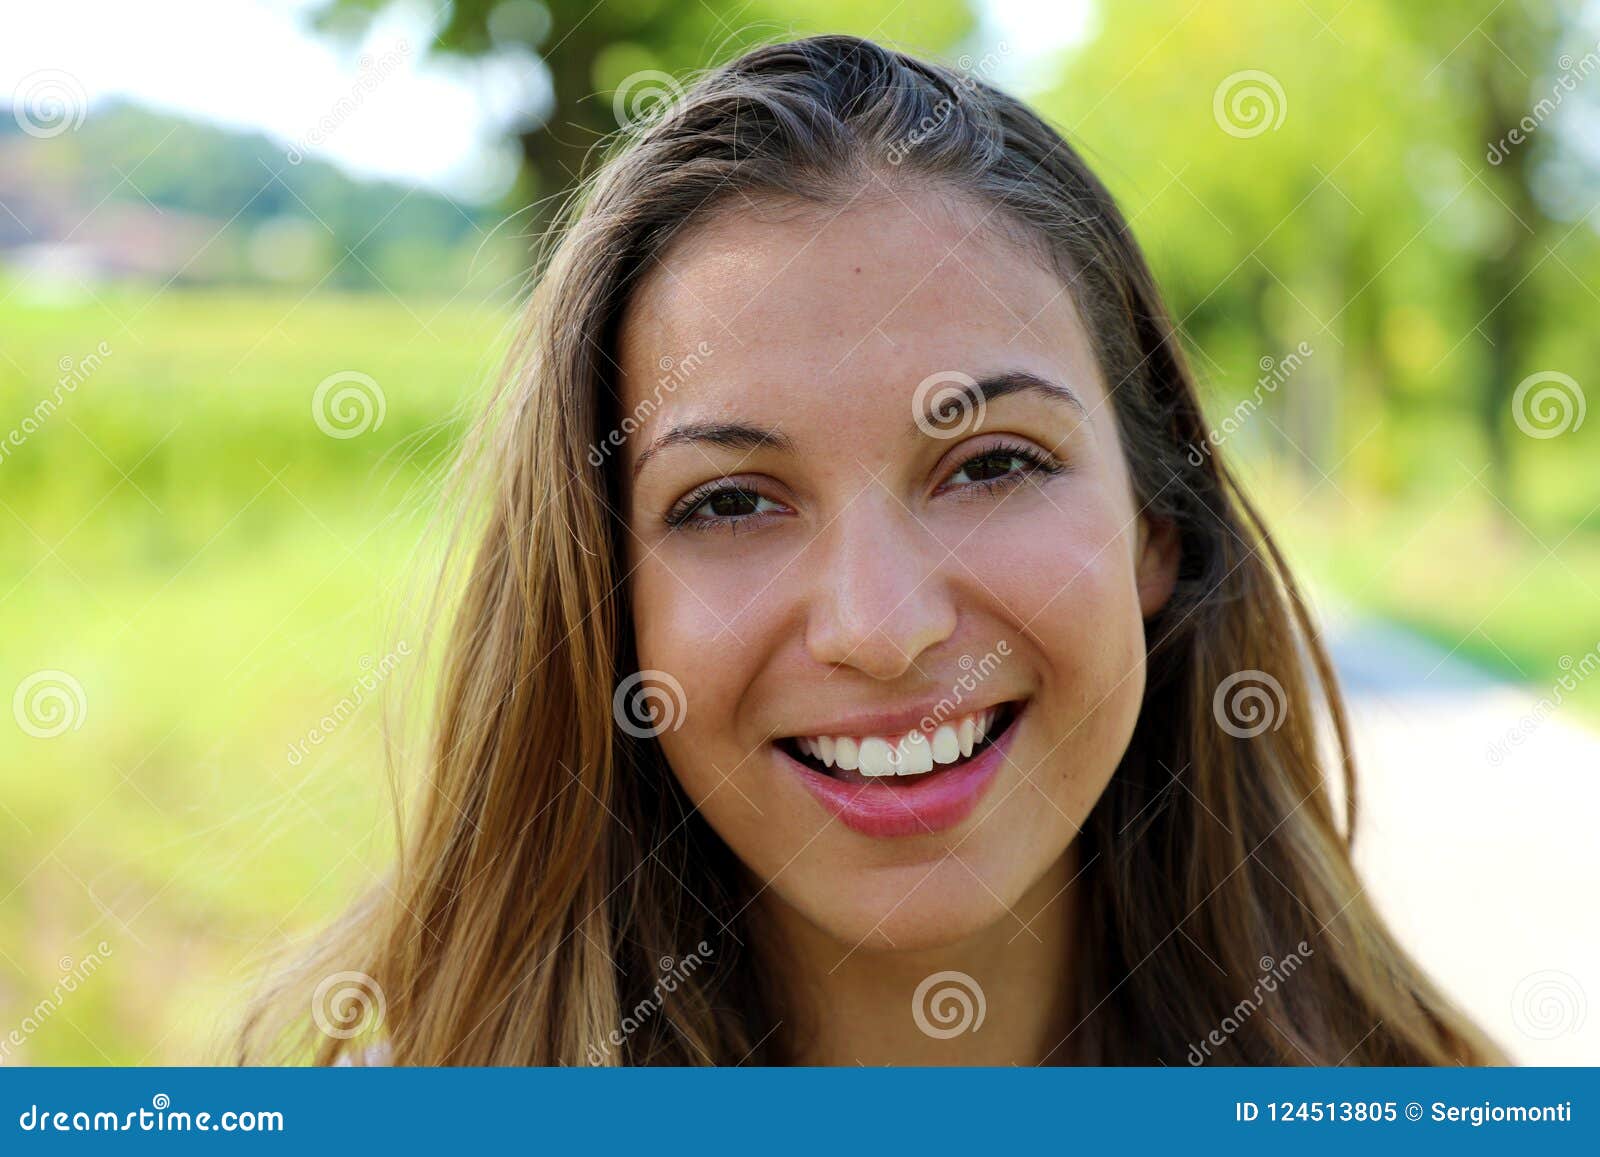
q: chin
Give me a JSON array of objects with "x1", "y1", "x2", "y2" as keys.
[{"x1": 778, "y1": 854, "x2": 1043, "y2": 957}]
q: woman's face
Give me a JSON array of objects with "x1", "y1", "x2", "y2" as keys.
[{"x1": 617, "y1": 188, "x2": 1177, "y2": 953}]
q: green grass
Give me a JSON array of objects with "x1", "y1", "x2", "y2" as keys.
[
  {"x1": 1, "y1": 283, "x2": 1595, "y2": 1063},
  {"x1": 0, "y1": 281, "x2": 507, "y2": 1063}
]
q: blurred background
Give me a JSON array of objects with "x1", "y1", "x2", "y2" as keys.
[{"x1": 1, "y1": 0, "x2": 1596, "y2": 1065}]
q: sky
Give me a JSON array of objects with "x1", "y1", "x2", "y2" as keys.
[{"x1": 0, "y1": 0, "x2": 1092, "y2": 203}]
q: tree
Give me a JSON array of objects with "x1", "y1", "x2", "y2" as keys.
[
  {"x1": 1038, "y1": 0, "x2": 1597, "y2": 517},
  {"x1": 312, "y1": 0, "x2": 973, "y2": 227}
]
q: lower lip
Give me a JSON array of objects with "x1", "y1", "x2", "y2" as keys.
[{"x1": 777, "y1": 706, "x2": 1023, "y2": 839}]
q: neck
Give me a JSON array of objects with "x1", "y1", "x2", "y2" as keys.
[{"x1": 759, "y1": 847, "x2": 1078, "y2": 1066}]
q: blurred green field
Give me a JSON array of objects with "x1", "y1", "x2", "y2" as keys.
[
  {"x1": 2, "y1": 278, "x2": 1597, "y2": 1063},
  {"x1": 0, "y1": 281, "x2": 509, "y2": 1061}
]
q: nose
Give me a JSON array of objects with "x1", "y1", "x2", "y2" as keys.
[{"x1": 805, "y1": 493, "x2": 958, "y2": 680}]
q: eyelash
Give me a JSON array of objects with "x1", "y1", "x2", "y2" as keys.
[{"x1": 662, "y1": 440, "x2": 1065, "y2": 532}]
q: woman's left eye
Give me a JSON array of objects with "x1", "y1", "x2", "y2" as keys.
[{"x1": 943, "y1": 444, "x2": 1061, "y2": 491}]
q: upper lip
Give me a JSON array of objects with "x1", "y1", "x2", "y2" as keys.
[{"x1": 775, "y1": 697, "x2": 1022, "y2": 740}]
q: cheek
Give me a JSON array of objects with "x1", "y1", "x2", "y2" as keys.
[
  {"x1": 961, "y1": 488, "x2": 1148, "y2": 774},
  {"x1": 630, "y1": 557, "x2": 762, "y2": 799},
  {"x1": 972, "y1": 489, "x2": 1145, "y2": 668}
]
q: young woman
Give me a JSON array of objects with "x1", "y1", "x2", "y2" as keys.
[{"x1": 242, "y1": 34, "x2": 1502, "y2": 1066}]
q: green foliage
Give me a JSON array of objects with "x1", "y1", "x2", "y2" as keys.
[{"x1": 1037, "y1": 0, "x2": 1599, "y2": 518}]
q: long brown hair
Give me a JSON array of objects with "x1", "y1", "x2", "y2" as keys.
[{"x1": 239, "y1": 33, "x2": 1502, "y2": 1066}]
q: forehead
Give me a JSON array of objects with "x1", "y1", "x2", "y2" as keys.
[{"x1": 614, "y1": 186, "x2": 1104, "y2": 446}]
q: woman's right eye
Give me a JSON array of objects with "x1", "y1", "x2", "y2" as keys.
[{"x1": 666, "y1": 484, "x2": 786, "y2": 530}]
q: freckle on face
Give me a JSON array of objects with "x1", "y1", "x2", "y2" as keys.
[{"x1": 616, "y1": 188, "x2": 1158, "y2": 952}]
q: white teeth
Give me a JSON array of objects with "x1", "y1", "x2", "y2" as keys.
[
  {"x1": 791, "y1": 704, "x2": 1011, "y2": 778},
  {"x1": 857, "y1": 737, "x2": 897, "y2": 777},
  {"x1": 834, "y1": 736, "x2": 860, "y2": 771},
  {"x1": 898, "y1": 731, "x2": 934, "y2": 775}
]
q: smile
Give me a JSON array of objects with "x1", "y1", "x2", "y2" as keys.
[
  {"x1": 777, "y1": 702, "x2": 1019, "y2": 780},
  {"x1": 773, "y1": 700, "x2": 1026, "y2": 838}
]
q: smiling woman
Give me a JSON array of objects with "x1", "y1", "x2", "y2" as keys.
[{"x1": 239, "y1": 33, "x2": 1502, "y2": 1067}]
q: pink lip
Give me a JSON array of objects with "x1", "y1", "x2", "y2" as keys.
[
  {"x1": 780, "y1": 698, "x2": 1013, "y2": 742},
  {"x1": 777, "y1": 704, "x2": 1023, "y2": 838}
]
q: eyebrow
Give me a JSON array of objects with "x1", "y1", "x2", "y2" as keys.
[{"x1": 630, "y1": 369, "x2": 1086, "y2": 481}]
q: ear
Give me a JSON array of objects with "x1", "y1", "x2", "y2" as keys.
[{"x1": 1135, "y1": 515, "x2": 1181, "y2": 618}]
